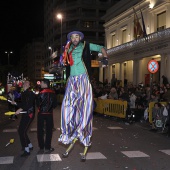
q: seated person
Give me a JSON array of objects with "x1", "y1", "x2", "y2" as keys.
[{"x1": 152, "y1": 102, "x2": 163, "y2": 129}]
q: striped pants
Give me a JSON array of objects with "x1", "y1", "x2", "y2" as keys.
[{"x1": 58, "y1": 73, "x2": 93, "y2": 146}]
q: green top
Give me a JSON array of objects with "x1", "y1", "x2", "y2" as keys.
[{"x1": 68, "y1": 42, "x2": 104, "y2": 76}]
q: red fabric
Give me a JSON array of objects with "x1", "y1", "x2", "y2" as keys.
[
  {"x1": 40, "y1": 89, "x2": 55, "y2": 94},
  {"x1": 62, "y1": 41, "x2": 71, "y2": 65},
  {"x1": 69, "y1": 54, "x2": 74, "y2": 66},
  {"x1": 69, "y1": 46, "x2": 76, "y2": 66},
  {"x1": 29, "y1": 113, "x2": 33, "y2": 119}
]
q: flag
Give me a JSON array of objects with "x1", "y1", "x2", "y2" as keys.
[
  {"x1": 133, "y1": 8, "x2": 143, "y2": 39},
  {"x1": 140, "y1": 9, "x2": 147, "y2": 38}
]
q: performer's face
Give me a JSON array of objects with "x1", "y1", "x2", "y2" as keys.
[{"x1": 71, "y1": 34, "x2": 81, "y2": 46}]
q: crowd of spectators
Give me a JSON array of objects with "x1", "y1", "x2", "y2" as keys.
[
  {"x1": 6, "y1": 75, "x2": 170, "y2": 134},
  {"x1": 91, "y1": 76, "x2": 170, "y2": 107}
]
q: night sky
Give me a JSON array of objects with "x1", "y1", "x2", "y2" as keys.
[{"x1": 0, "y1": 0, "x2": 44, "y2": 65}]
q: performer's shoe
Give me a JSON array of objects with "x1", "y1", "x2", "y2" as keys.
[
  {"x1": 22, "y1": 147, "x2": 33, "y2": 151},
  {"x1": 29, "y1": 147, "x2": 33, "y2": 151},
  {"x1": 62, "y1": 152, "x2": 69, "y2": 158},
  {"x1": 20, "y1": 151, "x2": 30, "y2": 157},
  {"x1": 81, "y1": 146, "x2": 88, "y2": 162},
  {"x1": 81, "y1": 154, "x2": 86, "y2": 162}
]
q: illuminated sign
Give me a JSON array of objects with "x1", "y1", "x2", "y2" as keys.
[{"x1": 44, "y1": 74, "x2": 55, "y2": 80}]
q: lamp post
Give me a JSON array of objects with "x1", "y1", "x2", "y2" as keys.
[
  {"x1": 5, "y1": 51, "x2": 13, "y2": 66},
  {"x1": 57, "y1": 13, "x2": 63, "y2": 54},
  {"x1": 48, "y1": 46, "x2": 53, "y2": 56}
]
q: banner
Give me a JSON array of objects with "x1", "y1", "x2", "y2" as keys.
[{"x1": 133, "y1": 8, "x2": 143, "y2": 39}]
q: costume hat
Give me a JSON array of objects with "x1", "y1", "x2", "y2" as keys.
[{"x1": 67, "y1": 31, "x2": 84, "y2": 41}]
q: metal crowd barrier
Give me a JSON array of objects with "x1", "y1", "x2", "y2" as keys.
[{"x1": 94, "y1": 98, "x2": 128, "y2": 118}]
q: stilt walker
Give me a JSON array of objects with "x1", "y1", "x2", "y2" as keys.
[{"x1": 58, "y1": 30, "x2": 108, "y2": 161}]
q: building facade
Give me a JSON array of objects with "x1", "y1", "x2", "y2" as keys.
[
  {"x1": 19, "y1": 38, "x2": 45, "y2": 85},
  {"x1": 102, "y1": 0, "x2": 170, "y2": 86},
  {"x1": 44, "y1": 0, "x2": 120, "y2": 78}
]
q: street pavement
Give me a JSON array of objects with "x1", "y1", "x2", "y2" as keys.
[{"x1": 0, "y1": 100, "x2": 170, "y2": 170}]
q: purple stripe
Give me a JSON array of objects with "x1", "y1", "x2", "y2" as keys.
[{"x1": 58, "y1": 73, "x2": 93, "y2": 146}]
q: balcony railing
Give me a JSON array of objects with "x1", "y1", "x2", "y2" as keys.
[{"x1": 107, "y1": 28, "x2": 170, "y2": 55}]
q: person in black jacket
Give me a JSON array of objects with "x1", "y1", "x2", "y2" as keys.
[
  {"x1": 162, "y1": 75, "x2": 169, "y2": 86},
  {"x1": 36, "y1": 79, "x2": 57, "y2": 152},
  {"x1": 12, "y1": 81, "x2": 35, "y2": 157}
]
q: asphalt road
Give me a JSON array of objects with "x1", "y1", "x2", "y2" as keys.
[{"x1": 0, "y1": 101, "x2": 170, "y2": 170}]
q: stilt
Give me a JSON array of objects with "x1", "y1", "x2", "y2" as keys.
[
  {"x1": 62, "y1": 138, "x2": 78, "y2": 158},
  {"x1": 81, "y1": 146, "x2": 88, "y2": 162}
]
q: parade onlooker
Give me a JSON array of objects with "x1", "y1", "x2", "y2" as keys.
[
  {"x1": 167, "y1": 103, "x2": 170, "y2": 137},
  {"x1": 145, "y1": 86, "x2": 150, "y2": 103},
  {"x1": 162, "y1": 75, "x2": 169, "y2": 86},
  {"x1": 36, "y1": 79, "x2": 57, "y2": 152},
  {"x1": 151, "y1": 102, "x2": 163, "y2": 130},
  {"x1": 98, "y1": 90, "x2": 108, "y2": 99},
  {"x1": 150, "y1": 93, "x2": 159, "y2": 102},
  {"x1": 162, "y1": 88, "x2": 170, "y2": 102},
  {"x1": 108, "y1": 87, "x2": 118, "y2": 100},
  {"x1": 119, "y1": 87, "x2": 130, "y2": 102},
  {"x1": 7, "y1": 87, "x2": 18, "y2": 120},
  {"x1": 129, "y1": 91, "x2": 137, "y2": 108}
]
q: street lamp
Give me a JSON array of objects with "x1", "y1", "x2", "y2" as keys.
[
  {"x1": 48, "y1": 46, "x2": 53, "y2": 55},
  {"x1": 48, "y1": 46, "x2": 52, "y2": 50},
  {"x1": 57, "y1": 13, "x2": 63, "y2": 54},
  {"x1": 5, "y1": 51, "x2": 13, "y2": 66}
]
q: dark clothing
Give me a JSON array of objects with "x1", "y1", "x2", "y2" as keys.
[
  {"x1": 17, "y1": 90, "x2": 35, "y2": 115},
  {"x1": 162, "y1": 76, "x2": 169, "y2": 86},
  {"x1": 119, "y1": 92, "x2": 130, "y2": 102},
  {"x1": 36, "y1": 88, "x2": 57, "y2": 149},
  {"x1": 18, "y1": 114, "x2": 33, "y2": 148},
  {"x1": 37, "y1": 114, "x2": 53, "y2": 149},
  {"x1": 16, "y1": 89, "x2": 35, "y2": 148},
  {"x1": 82, "y1": 41, "x2": 91, "y2": 78},
  {"x1": 162, "y1": 89, "x2": 170, "y2": 102},
  {"x1": 167, "y1": 103, "x2": 170, "y2": 136},
  {"x1": 36, "y1": 89, "x2": 57, "y2": 114}
]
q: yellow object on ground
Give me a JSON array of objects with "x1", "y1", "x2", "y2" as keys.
[
  {"x1": 5, "y1": 139, "x2": 14, "y2": 147},
  {"x1": 10, "y1": 139, "x2": 14, "y2": 143}
]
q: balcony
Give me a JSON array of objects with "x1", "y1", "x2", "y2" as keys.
[{"x1": 107, "y1": 27, "x2": 170, "y2": 57}]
